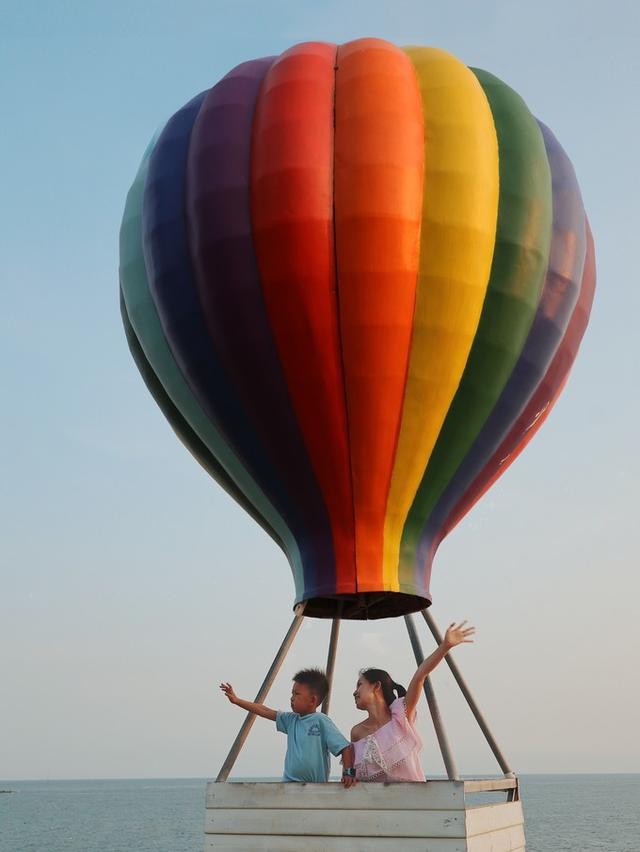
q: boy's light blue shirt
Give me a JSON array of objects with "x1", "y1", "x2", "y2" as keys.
[{"x1": 275, "y1": 710, "x2": 350, "y2": 782}]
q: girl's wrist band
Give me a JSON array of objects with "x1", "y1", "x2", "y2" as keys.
[{"x1": 342, "y1": 768, "x2": 356, "y2": 777}]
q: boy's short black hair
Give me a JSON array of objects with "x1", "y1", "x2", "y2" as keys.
[{"x1": 293, "y1": 668, "x2": 329, "y2": 704}]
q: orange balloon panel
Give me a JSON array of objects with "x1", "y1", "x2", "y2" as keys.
[{"x1": 333, "y1": 39, "x2": 424, "y2": 591}]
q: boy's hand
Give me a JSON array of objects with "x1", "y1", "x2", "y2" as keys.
[
  {"x1": 341, "y1": 745, "x2": 356, "y2": 789},
  {"x1": 219, "y1": 682, "x2": 239, "y2": 704},
  {"x1": 218, "y1": 685, "x2": 277, "y2": 720},
  {"x1": 443, "y1": 621, "x2": 475, "y2": 651},
  {"x1": 341, "y1": 772, "x2": 357, "y2": 789}
]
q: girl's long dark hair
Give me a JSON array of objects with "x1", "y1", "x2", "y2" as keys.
[{"x1": 360, "y1": 668, "x2": 406, "y2": 707}]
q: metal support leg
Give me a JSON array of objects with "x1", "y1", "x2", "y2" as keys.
[
  {"x1": 216, "y1": 604, "x2": 306, "y2": 781},
  {"x1": 420, "y1": 609, "x2": 513, "y2": 777},
  {"x1": 321, "y1": 603, "x2": 342, "y2": 716},
  {"x1": 404, "y1": 614, "x2": 459, "y2": 781}
]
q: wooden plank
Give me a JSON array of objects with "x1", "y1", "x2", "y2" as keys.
[
  {"x1": 205, "y1": 835, "x2": 468, "y2": 851},
  {"x1": 206, "y1": 807, "x2": 466, "y2": 838},
  {"x1": 463, "y1": 779, "x2": 517, "y2": 794},
  {"x1": 467, "y1": 824, "x2": 526, "y2": 852},
  {"x1": 206, "y1": 781, "x2": 465, "y2": 810},
  {"x1": 466, "y1": 802, "x2": 524, "y2": 836}
]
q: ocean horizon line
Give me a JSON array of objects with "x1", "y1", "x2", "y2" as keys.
[{"x1": 2, "y1": 771, "x2": 639, "y2": 784}]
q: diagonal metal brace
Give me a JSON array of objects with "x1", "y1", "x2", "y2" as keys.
[
  {"x1": 420, "y1": 609, "x2": 513, "y2": 777},
  {"x1": 405, "y1": 613, "x2": 460, "y2": 781},
  {"x1": 216, "y1": 603, "x2": 306, "y2": 782}
]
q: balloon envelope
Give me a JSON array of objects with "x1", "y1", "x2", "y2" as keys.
[{"x1": 120, "y1": 39, "x2": 595, "y2": 619}]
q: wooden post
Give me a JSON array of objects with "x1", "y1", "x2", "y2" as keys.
[
  {"x1": 216, "y1": 603, "x2": 306, "y2": 782},
  {"x1": 404, "y1": 614, "x2": 460, "y2": 781},
  {"x1": 321, "y1": 602, "x2": 342, "y2": 715},
  {"x1": 420, "y1": 609, "x2": 514, "y2": 777}
]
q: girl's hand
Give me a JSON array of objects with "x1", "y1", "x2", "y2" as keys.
[
  {"x1": 443, "y1": 621, "x2": 475, "y2": 651},
  {"x1": 219, "y1": 682, "x2": 239, "y2": 704}
]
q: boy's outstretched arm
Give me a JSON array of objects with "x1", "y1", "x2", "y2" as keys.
[
  {"x1": 219, "y1": 682, "x2": 277, "y2": 721},
  {"x1": 405, "y1": 621, "x2": 475, "y2": 718}
]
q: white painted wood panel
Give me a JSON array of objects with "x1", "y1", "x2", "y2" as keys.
[
  {"x1": 466, "y1": 824, "x2": 526, "y2": 852},
  {"x1": 463, "y1": 779, "x2": 517, "y2": 794},
  {"x1": 204, "y1": 835, "x2": 469, "y2": 851},
  {"x1": 466, "y1": 802, "x2": 524, "y2": 836},
  {"x1": 203, "y1": 781, "x2": 526, "y2": 851},
  {"x1": 206, "y1": 807, "x2": 466, "y2": 837},
  {"x1": 206, "y1": 781, "x2": 465, "y2": 810}
]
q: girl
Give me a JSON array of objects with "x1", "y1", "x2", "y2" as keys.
[{"x1": 351, "y1": 620, "x2": 475, "y2": 782}]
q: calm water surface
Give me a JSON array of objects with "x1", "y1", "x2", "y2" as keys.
[{"x1": 1, "y1": 774, "x2": 638, "y2": 851}]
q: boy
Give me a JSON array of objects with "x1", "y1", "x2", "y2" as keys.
[{"x1": 220, "y1": 668, "x2": 356, "y2": 786}]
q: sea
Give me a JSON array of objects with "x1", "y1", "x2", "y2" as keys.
[{"x1": 0, "y1": 774, "x2": 638, "y2": 852}]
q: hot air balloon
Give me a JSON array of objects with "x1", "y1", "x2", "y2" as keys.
[
  {"x1": 120, "y1": 39, "x2": 594, "y2": 623},
  {"x1": 120, "y1": 39, "x2": 595, "y2": 848}
]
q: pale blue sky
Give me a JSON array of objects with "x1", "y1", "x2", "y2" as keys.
[{"x1": 1, "y1": 0, "x2": 638, "y2": 781}]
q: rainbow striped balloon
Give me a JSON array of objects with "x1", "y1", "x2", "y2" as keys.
[{"x1": 120, "y1": 39, "x2": 595, "y2": 619}]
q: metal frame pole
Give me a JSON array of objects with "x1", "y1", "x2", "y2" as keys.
[
  {"x1": 420, "y1": 609, "x2": 513, "y2": 777},
  {"x1": 405, "y1": 614, "x2": 459, "y2": 781},
  {"x1": 216, "y1": 603, "x2": 306, "y2": 782},
  {"x1": 321, "y1": 603, "x2": 342, "y2": 716}
]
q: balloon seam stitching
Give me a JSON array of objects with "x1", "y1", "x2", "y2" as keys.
[{"x1": 332, "y1": 43, "x2": 358, "y2": 594}]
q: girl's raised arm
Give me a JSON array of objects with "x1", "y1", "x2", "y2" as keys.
[{"x1": 404, "y1": 622, "x2": 475, "y2": 718}]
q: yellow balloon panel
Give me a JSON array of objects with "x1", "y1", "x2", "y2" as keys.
[{"x1": 382, "y1": 47, "x2": 500, "y2": 590}]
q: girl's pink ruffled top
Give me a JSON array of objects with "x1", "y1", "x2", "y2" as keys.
[{"x1": 352, "y1": 697, "x2": 424, "y2": 782}]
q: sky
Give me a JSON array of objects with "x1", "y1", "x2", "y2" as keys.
[{"x1": 1, "y1": 0, "x2": 639, "y2": 782}]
